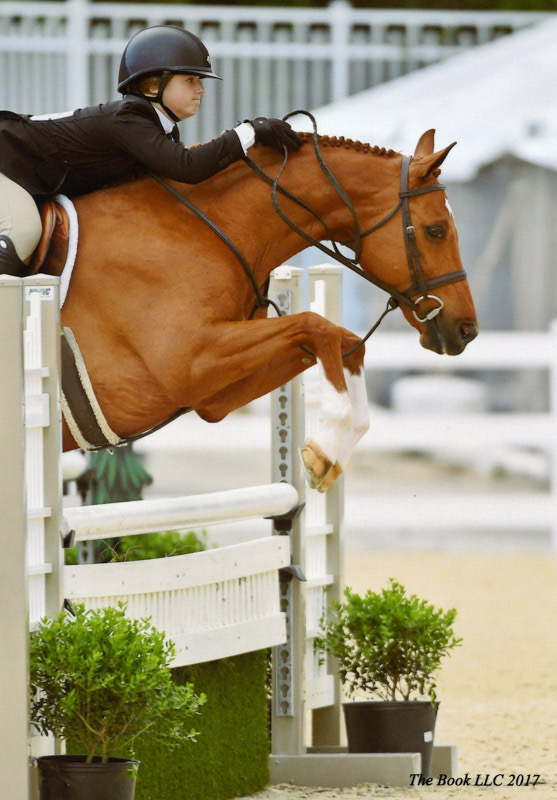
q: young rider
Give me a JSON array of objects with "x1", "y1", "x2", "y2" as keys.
[{"x1": 0, "y1": 25, "x2": 303, "y2": 275}]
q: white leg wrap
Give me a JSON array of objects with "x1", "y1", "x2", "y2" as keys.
[
  {"x1": 335, "y1": 367, "x2": 370, "y2": 470},
  {"x1": 311, "y1": 358, "x2": 353, "y2": 465}
]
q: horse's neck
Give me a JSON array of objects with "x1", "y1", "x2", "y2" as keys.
[{"x1": 184, "y1": 143, "x2": 401, "y2": 279}]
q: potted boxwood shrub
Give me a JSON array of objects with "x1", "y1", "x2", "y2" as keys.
[
  {"x1": 315, "y1": 579, "x2": 462, "y2": 777},
  {"x1": 30, "y1": 603, "x2": 205, "y2": 800}
]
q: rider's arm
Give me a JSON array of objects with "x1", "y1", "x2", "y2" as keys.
[{"x1": 110, "y1": 100, "x2": 246, "y2": 184}]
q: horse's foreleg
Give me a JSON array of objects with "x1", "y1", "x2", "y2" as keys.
[
  {"x1": 172, "y1": 313, "x2": 351, "y2": 407},
  {"x1": 315, "y1": 364, "x2": 370, "y2": 493},
  {"x1": 171, "y1": 314, "x2": 362, "y2": 491},
  {"x1": 300, "y1": 344, "x2": 367, "y2": 491},
  {"x1": 300, "y1": 357, "x2": 353, "y2": 490},
  {"x1": 195, "y1": 349, "x2": 315, "y2": 422},
  {"x1": 197, "y1": 348, "x2": 366, "y2": 493}
]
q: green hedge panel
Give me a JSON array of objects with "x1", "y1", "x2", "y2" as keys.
[{"x1": 132, "y1": 650, "x2": 270, "y2": 800}]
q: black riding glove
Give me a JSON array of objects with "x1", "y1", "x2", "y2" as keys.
[{"x1": 247, "y1": 118, "x2": 304, "y2": 153}]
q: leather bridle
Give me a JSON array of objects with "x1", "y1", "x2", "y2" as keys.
[{"x1": 244, "y1": 110, "x2": 467, "y2": 327}]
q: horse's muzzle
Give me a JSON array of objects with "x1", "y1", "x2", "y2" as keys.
[
  {"x1": 458, "y1": 321, "x2": 478, "y2": 346},
  {"x1": 421, "y1": 318, "x2": 478, "y2": 355}
]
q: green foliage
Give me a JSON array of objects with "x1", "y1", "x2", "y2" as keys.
[
  {"x1": 315, "y1": 579, "x2": 462, "y2": 703},
  {"x1": 89, "y1": 444, "x2": 152, "y2": 505},
  {"x1": 126, "y1": 652, "x2": 270, "y2": 800},
  {"x1": 65, "y1": 529, "x2": 207, "y2": 566},
  {"x1": 30, "y1": 604, "x2": 206, "y2": 764},
  {"x1": 101, "y1": 529, "x2": 207, "y2": 563}
]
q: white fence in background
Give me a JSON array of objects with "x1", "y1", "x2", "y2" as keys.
[
  {"x1": 0, "y1": 0, "x2": 549, "y2": 137},
  {"x1": 360, "y1": 325, "x2": 557, "y2": 548}
]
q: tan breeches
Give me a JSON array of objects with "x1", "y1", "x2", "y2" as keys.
[{"x1": 0, "y1": 173, "x2": 42, "y2": 262}]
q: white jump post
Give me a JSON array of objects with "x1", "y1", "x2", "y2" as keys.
[
  {"x1": 269, "y1": 266, "x2": 344, "y2": 765},
  {"x1": 0, "y1": 276, "x2": 63, "y2": 798}
]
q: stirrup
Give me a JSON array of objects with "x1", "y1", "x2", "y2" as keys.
[{"x1": 0, "y1": 235, "x2": 29, "y2": 277}]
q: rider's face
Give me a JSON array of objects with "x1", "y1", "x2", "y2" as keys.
[{"x1": 162, "y1": 74, "x2": 204, "y2": 120}]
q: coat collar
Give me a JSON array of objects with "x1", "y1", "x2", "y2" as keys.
[
  {"x1": 122, "y1": 94, "x2": 174, "y2": 134},
  {"x1": 152, "y1": 106, "x2": 175, "y2": 135}
]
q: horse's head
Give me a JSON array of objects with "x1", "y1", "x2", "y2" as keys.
[{"x1": 355, "y1": 129, "x2": 477, "y2": 355}]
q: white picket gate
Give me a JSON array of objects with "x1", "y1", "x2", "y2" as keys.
[{"x1": 63, "y1": 487, "x2": 295, "y2": 667}]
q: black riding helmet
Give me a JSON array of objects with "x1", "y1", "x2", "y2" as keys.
[{"x1": 118, "y1": 25, "x2": 222, "y2": 121}]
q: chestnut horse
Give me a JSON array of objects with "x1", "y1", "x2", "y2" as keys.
[{"x1": 46, "y1": 126, "x2": 477, "y2": 492}]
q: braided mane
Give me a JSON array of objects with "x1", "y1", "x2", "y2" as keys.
[{"x1": 299, "y1": 131, "x2": 398, "y2": 158}]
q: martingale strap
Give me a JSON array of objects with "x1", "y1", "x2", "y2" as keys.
[{"x1": 150, "y1": 173, "x2": 282, "y2": 319}]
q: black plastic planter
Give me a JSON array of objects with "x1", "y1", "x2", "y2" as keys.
[
  {"x1": 343, "y1": 701, "x2": 439, "y2": 778},
  {"x1": 37, "y1": 755, "x2": 139, "y2": 800}
]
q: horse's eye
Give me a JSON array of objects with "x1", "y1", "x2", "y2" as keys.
[{"x1": 424, "y1": 224, "x2": 446, "y2": 240}]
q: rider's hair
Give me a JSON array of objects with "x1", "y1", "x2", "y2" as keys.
[{"x1": 134, "y1": 73, "x2": 162, "y2": 97}]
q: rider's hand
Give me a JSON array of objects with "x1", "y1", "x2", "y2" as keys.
[{"x1": 247, "y1": 118, "x2": 304, "y2": 153}]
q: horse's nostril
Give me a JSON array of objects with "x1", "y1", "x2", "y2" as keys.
[{"x1": 460, "y1": 322, "x2": 477, "y2": 343}]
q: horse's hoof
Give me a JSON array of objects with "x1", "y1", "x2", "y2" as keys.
[
  {"x1": 317, "y1": 461, "x2": 343, "y2": 493},
  {"x1": 300, "y1": 440, "x2": 333, "y2": 490}
]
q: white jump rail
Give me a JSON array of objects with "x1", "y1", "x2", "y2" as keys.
[
  {"x1": 62, "y1": 489, "x2": 297, "y2": 668},
  {"x1": 62, "y1": 483, "x2": 297, "y2": 541},
  {"x1": 358, "y1": 323, "x2": 557, "y2": 547}
]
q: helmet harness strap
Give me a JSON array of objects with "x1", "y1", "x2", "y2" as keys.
[{"x1": 150, "y1": 70, "x2": 181, "y2": 123}]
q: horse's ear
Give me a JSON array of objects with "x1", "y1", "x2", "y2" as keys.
[
  {"x1": 414, "y1": 129, "x2": 436, "y2": 157},
  {"x1": 412, "y1": 141, "x2": 457, "y2": 179}
]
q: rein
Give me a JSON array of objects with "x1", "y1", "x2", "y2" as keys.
[{"x1": 150, "y1": 173, "x2": 282, "y2": 319}]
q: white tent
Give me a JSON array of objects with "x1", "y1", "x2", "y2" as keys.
[{"x1": 292, "y1": 16, "x2": 557, "y2": 182}]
